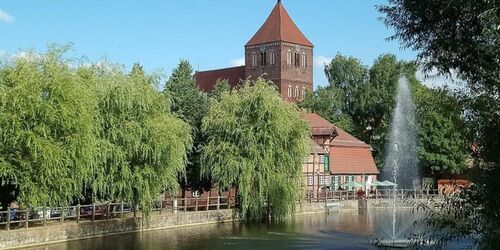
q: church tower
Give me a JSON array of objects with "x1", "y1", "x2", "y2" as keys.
[{"x1": 245, "y1": 0, "x2": 313, "y2": 101}]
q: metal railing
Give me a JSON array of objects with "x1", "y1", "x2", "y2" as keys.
[
  {"x1": 0, "y1": 195, "x2": 237, "y2": 231},
  {"x1": 305, "y1": 189, "x2": 442, "y2": 202}
]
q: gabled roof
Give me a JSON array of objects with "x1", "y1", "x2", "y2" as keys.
[
  {"x1": 300, "y1": 112, "x2": 335, "y2": 137},
  {"x1": 328, "y1": 120, "x2": 378, "y2": 174},
  {"x1": 195, "y1": 66, "x2": 246, "y2": 92},
  {"x1": 246, "y1": 1, "x2": 313, "y2": 47}
]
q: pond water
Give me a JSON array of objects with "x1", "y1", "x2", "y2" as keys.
[{"x1": 25, "y1": 209, "x2": 473, "y2": 250}]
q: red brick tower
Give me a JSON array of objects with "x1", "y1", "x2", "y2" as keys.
[{"x1": 245, "y1": 0, "x2": 314, "y2": 101}]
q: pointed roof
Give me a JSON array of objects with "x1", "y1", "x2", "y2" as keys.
[{"x1": 246, "y1": 1, "x2": 313, "y2": 47}]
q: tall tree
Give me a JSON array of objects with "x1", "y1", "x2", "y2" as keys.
[
  {"x1": 380, "y1": 0, "x2": 500, "y2": 247},
  {"x1": 85, "y1": 62, "x2": 191, "y2": 212},
  {"x1": 201, "y1": 78, "x2": 310, "y2": 221},
  {"x1": 324, "y1": 53, "x2": 368, "y2": 116},
  {"x1": 414, "y1": 86, "x2": 468, "y2": 175},
  {"x1": 0, "y1": 46, "x2": 99, "y2": 207},
  {"x1": 164, "y1": 60, "x2": 211, "y2": 192}
]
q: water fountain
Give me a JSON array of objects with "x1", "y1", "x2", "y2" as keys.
[{"x1": 377, "y1": 76, "x2": 420, "y2": 248}]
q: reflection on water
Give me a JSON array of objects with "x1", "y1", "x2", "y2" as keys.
[{"x1": 24, "y1": 209, "x2": 472, "y2": 250}]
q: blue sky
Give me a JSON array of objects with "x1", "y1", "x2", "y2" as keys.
[{"x1": 0, "y1": 0, "x2": 420, "y2": 88}]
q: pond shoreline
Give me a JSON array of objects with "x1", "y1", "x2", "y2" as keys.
[{"x1": 1, "y1": 198, "x2": 435, "y2": 249}]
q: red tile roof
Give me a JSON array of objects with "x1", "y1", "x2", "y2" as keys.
[
  {"x1": 329, "y1": 124, "x2": 378, "y2": 174},
  {"x1": 246, "y1": 1, "x2": 313, "y2": 47},
  {"x1": 329, "y1": 146, "x2": 379, "y2": 174},
  {"x1": 300, "y1": 112, "x2": 335, "y2": 136},
  {"x1": 195, "y1": 66, "x2": 246, "y2": 92},
  {"x1": 331, "y1": 126, "x2": 370, "y2": 148}
]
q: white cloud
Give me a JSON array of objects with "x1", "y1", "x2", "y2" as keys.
[
  {"x1": 0, "y1": 9, "x2": 14, "y2": 23},
  {"x1": 314, "y1": 55, "x2": 331, "y2": 68},
  {"x1": 229, "y1": 57, "x2": 245, "y2": 67}
]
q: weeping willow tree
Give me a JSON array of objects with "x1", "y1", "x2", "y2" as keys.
[
  {"x1": 201, "y1": 78, "x2": 310, "y2": 221},
  {"x1": 0, "y1": 46, "x2": 99, "y2": 207},
  {"x1": 81, "y1": 62, "x2": 192, "y2": 212}
]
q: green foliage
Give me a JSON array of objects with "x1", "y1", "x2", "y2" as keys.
[
  {"x1": 209, "y1": 79, "x2": 231, "y2": 100},
  {"x1": 0, "y1": 47, "x2": 191, "y2": 214},
  {"x1": 201, "y1": 78, "x2": 310, "y2": 221},
  {"x1": 414, "y1": 86, "x2": 468, "y2": 175},
  {"x1": 324, "y1": 53, "x2": 368, "y2": 116},
  {"x1": 87, "y1": 62, "x2": 191, "y2": 211},
  {"x1": 164, "y1": 60, "x2": 211, "y2": 191},
  {"x1": 0, "y1": 47, "x2": 99, "y2": 207}
]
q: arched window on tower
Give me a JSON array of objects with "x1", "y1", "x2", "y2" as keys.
[
  {"x1": 288, "y1": 85, "x2": 292, "y2": 98},
  {"x1": 294, "y1": 53, "x2": 300, "y2": 66},
  {"x1": 301, "y1": 52, "x2": 307, "y2": 68},
  {"x1": 287, "y1": 50, "x2": 292, "y2": 65},
  {"x1": 294, "y1": 85, "x2": 299, "y2": 98},
  {"x1": 260, "y1": 52, "x2": 267, "y2": 66},
  {"x1": 270, "y1": 50, "x2": 276, "y2": 65},
  {"x1": 301, "y1": 86, "x2": 306, "y2": 98},
  {"x1": 252, "y1": 52, "x2": 257, "y2": 67}
]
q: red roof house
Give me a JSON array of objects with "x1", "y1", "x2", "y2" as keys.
[{"x1": 302, "y1": 112, "x2": 379, "y2": 176}]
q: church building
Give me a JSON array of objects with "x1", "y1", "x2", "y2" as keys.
[
  {"x1": 195, "y1": 0, "x2": 379, "y2": 193},
  {"x1": 195, "y1": 0, "x2": 312, "y2": 102}
]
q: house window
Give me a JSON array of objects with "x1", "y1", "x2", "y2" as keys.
[
  {"x1": 303, "y1": 156, "x2": 309, "y2": 164},
  {"x1": 324, "y1": 176, "x2": 331, "y2": 186},
  {"x1": 323, "y1": 155, "x2": 330, "y2": 172},
  {"x1": 347, "y1": 176, "x2": 354, "y2": 182},
  {"x1": 346, "y1": 176, "x2": 355, "y2": 191},
  {"x1": 252, "y1": 52, "x2": 257, "y2": 67},
  {"x1": 287, "y1": 50, "x2": 292, "y2": 65},
  {"x1": 319, "y1": 176, "x2": 325, "y2": 185},
  {"x1": 260, "y1": 52, "x2": 267, "y2": 66},
  {"x1": 287, "y1": 85, "x2": 292, "y2": 98},
  {"x1": 307, "y1": 176, "x2": 313, "y2": 186},
  {"x1": 270, "y1": 50, "x2": 276, "y2": 65},
  {"x1": 333, "y1": 176, "x2": 340, "y2": 190},
  {"x1": 319, "y1": 155, "x2": 325, "y2": 164}
]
